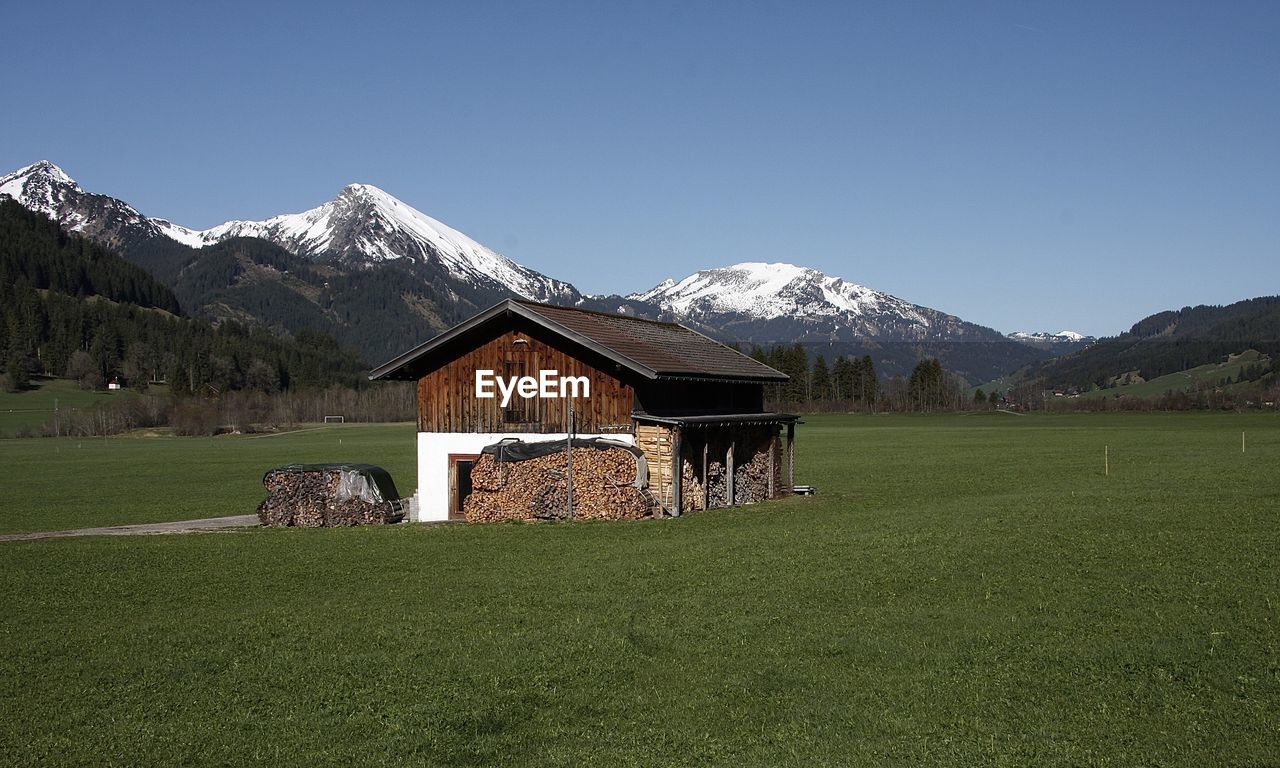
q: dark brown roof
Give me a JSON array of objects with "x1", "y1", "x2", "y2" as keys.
[{"x1": 369, "y1": 299, "x2": 787, "y2": 383}]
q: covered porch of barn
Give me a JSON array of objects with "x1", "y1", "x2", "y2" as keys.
[{"x1": 633, "y1": 413, "x2": 799, "y2": 515}]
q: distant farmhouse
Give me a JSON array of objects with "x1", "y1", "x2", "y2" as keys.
[{"x1": 371, "y1": 300, "x2": 799, "y2": 521}]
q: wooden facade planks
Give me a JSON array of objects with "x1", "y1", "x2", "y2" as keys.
[
  {"x1": 416, "y1": 329, "x2": 635, "y2": 434},
  {"x1": 635, "y1": 423, "x2": 674, "y2": 511}
]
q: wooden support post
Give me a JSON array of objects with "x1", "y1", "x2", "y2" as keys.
[
  {"x1": 566, "y1": 399, "x2": 574, "y2": 517},
  {"x1": 768, "y1": 429, "x2": 776, "y2": 499},
  {"x1": 726, "y1": 434, "x2": 735, "y2": 507},
  {"x1": 701, "y1": 438, "x2": 709, "y2": 511},
  {"x1": 672, "y1": 427, "x2": 683, "y2": 517},
  {"x1": 786, "y1": 422, "x2": 795, "y2": 492},
  {"x1": 660, "y1": 426, "x2": 668, "y2": 509}
]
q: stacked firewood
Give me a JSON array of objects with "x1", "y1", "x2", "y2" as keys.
[
  {"x1": 679, "y1": 436, "x2": 779, "y2": 511},
  {"x1": 734, "y1": 447, "x2": 774, "y2": 505},
  {"x1": 464, "y1": 446, "x2": 653, "y2": 523},
  {"x1": 705, "y1": 459, "x2": 729, "y2": 508},
  {"x1": 681, "y1": 460, "x2": 703, "y2": 513},
  {"x1": 258, "y1": 468, "x2": 403, "y2": 527}
]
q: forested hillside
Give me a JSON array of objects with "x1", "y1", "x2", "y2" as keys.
[
  {"x1": 0, "y1": 200, "x2": 181, "y2": 314},
  {"x1": 1022, "y1": 297, "x2": 1280, "y2": 390},
  {"x1": 0, "y1": 201, "x2": 367, "y2": 392},
  {"x1": 167, "y1": 236, "x2": 504, "y2": 364}
]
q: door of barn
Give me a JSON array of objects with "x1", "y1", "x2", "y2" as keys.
[{"x1": 448, "y1": 454, "x2": 481, "y2": 521}]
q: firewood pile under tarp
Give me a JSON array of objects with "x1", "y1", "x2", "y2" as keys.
[
  {"x1": 464, "y1": 438, "x2": 654, "y2": 523},
  {"x1": 258, "y1": 463, "x2": 405, "y2": 527}
]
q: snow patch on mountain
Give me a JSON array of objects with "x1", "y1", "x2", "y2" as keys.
[
  {"x1": 152, "y1": 219, "x2": 208, "y2": 248},
  {"x1": 1009, "y1": 330, "x2": 1088, "y2": 343},
  {"x1": 633, "y1": 262, "x2": 928, "y2": 324}
]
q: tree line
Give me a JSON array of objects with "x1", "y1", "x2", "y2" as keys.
[{"x1": 747, "y1": 343, "x2": 975, "y2": 412}]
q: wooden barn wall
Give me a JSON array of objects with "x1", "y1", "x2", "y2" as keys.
[
  {"x1": 635, "y1": 424, "x2": 675, "y2": 510},
  {"x1": 416, "y1": 328, "x2": 635, "y2": 434}
]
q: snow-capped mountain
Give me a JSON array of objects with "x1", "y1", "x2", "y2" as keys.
[
  {"x1": 160, "y1": 183, "x2": 576, "y2": 303},
  {"x1": 0, "y1": 161, "x2": 183, "y2": 256},
  {"x1": 1007, "y1": 330, "x2": 1094, "y2": 352},
  {"x1": 629, "y1": 262, "x2": 999, "y2": 342},
  {"x1": 0, "y1": 160, "x2": 77, "y2": 214},
  {"x1": 1, "y1": 161, "x2": 575, "y2": 304},
  {"x1": 2, "y1": 160, "x2": 1061, "y2": 379},
  {"x1": 1009, "y1": 330, "x2": 1086, "y2": 343}
]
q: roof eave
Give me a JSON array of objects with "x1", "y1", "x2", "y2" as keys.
[
  {"x1": 368, "y1": 299, "x2": 663, "y2": 382},
  {"x1": 652, "y1": 372, "x2": 789, "y2": 384}
]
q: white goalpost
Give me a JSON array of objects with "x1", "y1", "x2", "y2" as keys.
[{"x1": 323, "y1": 415, "x2": 345, "y2": 424}]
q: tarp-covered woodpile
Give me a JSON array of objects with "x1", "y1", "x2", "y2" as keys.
[
  {"x1": 258, "y1": 464, "x2": 405, "y2": 527},
  {"x1": 464, "y1": 438, "x2": 654, "y2": 523}
]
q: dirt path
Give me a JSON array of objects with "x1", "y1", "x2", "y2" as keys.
[{"x1": 0, "y1": 514, "x2": 260, "y2": 543}]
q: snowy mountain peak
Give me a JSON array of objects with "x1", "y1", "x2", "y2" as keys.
[
  {"x1": 1, "y1": 160, "x2": 579, "y2": 304},
  {"x1": 1006, "y1": 330, "x2": 1094, "y2": 351},
  {"x1": 633, "y1": 261, "x2": 923, "y2": 324},
  {"x1": 627, "y1": 261, "x2": 1005, "y2": 343},
  {"x1": 339, "y1": 182, "x2": 387, "y2": 198},
  {"x1": 3, "y1": 160, "x2": 77, "y2": 188},
  {"x1": 1009, "y1": 330, "x2": 1089, "y2": 343},
  {"x1": 0, "y1": 161, "x2": 176, "y2": 250},
  {"x1": 170, "y1": 181, "x2": 577, "y2": 302},
  {"x1": 1, "y1": 160, "x2": 83, "y2": 215}
]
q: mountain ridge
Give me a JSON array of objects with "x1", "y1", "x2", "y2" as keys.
[
  {"x1": 1, "y1": 160, "x2": 1059, "y2": 379},
  {"x1": 1, "y1": 161, "x2": 576, "y2": 304}
]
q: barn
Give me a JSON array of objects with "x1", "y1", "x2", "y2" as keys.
[{"x1": 369, "y1": 299, "x2": 799, "y2": 522}]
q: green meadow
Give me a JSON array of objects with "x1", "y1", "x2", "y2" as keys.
[
  {"x1": 1, "y1": 413, "x2": 1277, "y2": 766},
  {"x1": 1079, "y1": 349, "x2": 1273, "y2": 400},
  {"x1": 0, "y1": 376, "x2": 125, "y2": 436},
  {"x1": 0, "y1": 423, "x2": 415, "y2": 534}
]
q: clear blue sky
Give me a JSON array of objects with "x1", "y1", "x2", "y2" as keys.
[{"x1": 3, "y1": 1, "x2": 1277, "y2": 337}]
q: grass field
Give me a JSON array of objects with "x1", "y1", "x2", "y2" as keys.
[
  {"x1": 0, "y1": 376, "x2": 126, "y2": 436},
  {"x1": 1, "y1": 413, "x2": 1277, "y2": 765},
  {"x1": 0, "y1": 423, "x2": 416, "y2": 534}
]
